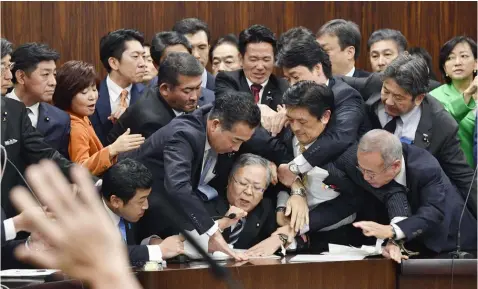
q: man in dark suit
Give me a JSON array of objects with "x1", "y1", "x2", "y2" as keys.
[
  {"x1": 316, "y1": 19, "x2": 370, "y2": 78},
  {"x1": 273, "y1": 28, "x2": 366, "y2": 183},
  {"x1": 7, "y1": 42, "x2": 70, "y2": 159},
  {"x1": 107, "y1": 52, "x2": 209, "y2": 143},
  {"x1": 120, "y1": 92, "x2": 261, "y2": 260},
  {"x1": 353, "y1": 130, "x2": 477, "y2": 262},
  {"x1": 90, "y1": 29, "x2": 146, "y2": 146},
  {"x1": 172, "y1": 18, "x2": 215, "y2": 91},
  {"x1": 146, "y1": 31, "x2": 215, "y2": 106},
  {"x1": 0, "y1": 97, "x2": 75, "y2": 221},
  {"x1": 343, "y1": 55, "x2": 477, "y2": 217},
  {"x1": 100, "y1": 159, "x2": 184, "y2": 264},
  {"x1": 215, "y1": 25, "x2": 289, "y2": 110}
]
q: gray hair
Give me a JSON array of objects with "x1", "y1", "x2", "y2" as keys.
[
  {"x1": 367, "y1": 29, "x2": 408, "y2": 52},
  {"x1": 358, "y1": 129, "x2": 403, "y2": 167},
  {"x1": 317, "y1": 19, "x2": 362, "y2": 60},
  {"x1": 229, "y1": 153, "x2": 272, "y2": 187},
  {"x1": 382, "y1": 54, "x2": 430, "y2": 98},
  {"x1": 1, "y1": 38, "x2": 13, "y2": 59}
]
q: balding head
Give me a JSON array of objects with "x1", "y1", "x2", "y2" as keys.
[{"x1": 357, "y1": 129, "x2": 403, "y2": 188}]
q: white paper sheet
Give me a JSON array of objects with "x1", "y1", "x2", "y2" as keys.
[
  {"x1": 289, "y1": 254, "x2": 365, "y2": 262},
  {"x1": 0, "y1": 269, "x2": 59, "y2": 277}
]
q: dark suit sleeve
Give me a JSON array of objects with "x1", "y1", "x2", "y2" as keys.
[
  {"x1": 340, "y1": 73, "x2": 383, "y2": 101},
  {"x1": 240, "y1": 126, "x2": 291, "y2": 165},
  {"x1": 58, "y1": 116, "x2": 71, "y2": 159},
  {"x1": 163, "y1": 133, "x2": 215, "y2": 234},
  {"x1": 301, "y1": 88, "x2": 365, "y2": 168},
  {"x1": 435, "y1": 115, "x2": 477, "y2": 216},
  {"x1": 1, "y1": 208, "x2": 7, "y2": 243},
  {"x1": 127, "y1": 245, "x2": 150, "y2": 263},
  {"x1": 395, "y1": 167, "x2": 447, "y2": 241},
  {"x1": 107, "y1": 116, "x2": 128, "y2": 145},
  {"x1": 215, "y1": 72, "x2": 239, "y2": 98}
]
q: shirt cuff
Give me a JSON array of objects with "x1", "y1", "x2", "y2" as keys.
[
  {"x1": 3, "y1": 218, "x2": 17, "y2": 241},
  {"x1": 277, "y1": 191, "x2": 290, "y2": 208},
  {"x1": 291, "y1": 154, "x2": 313, "y2": 174},
  {"x1": 287, "y1": 238, "x2": 297, "y2": 251},
  {"x1": 205, "y1": 221, "x2": 219, "y2": 237},
  {"x1": 146, "y1": 245, "x2": 163, "y2": 262},
  {"x1": 141, "y1": 235, "x2": 161, "y2": 245},
  {"x1": 391, "y1": 216, "x2": 407, "y2": 240}
]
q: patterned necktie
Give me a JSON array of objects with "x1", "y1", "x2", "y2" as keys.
[
  {"x1": 250, "y1": 84, "x2": 263, "y2": 104},
  {"x1": 229, "y1": 219, "x2": 244, "y2": 246},
  {"x1": 383, "y1": 116, "x2": 399, "y2": 134},
  {"x1": 119, "y1": 89, "x2": 129, "y2": 109},
  {"x1": 118, "y1": 217, "x2": 127, "y2": 243},
  {"x1": 200, "y1": 149, "x2": 217, "y2": 185},
  {"x1": 299, "y1": 144, "x2": 308, "y2": 186}
]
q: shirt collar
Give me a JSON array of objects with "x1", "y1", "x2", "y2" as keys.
[
  {"x1": 292, "y1": 135, "x2": 317, "y2": 150},
  {"x1": 102, "y1": 198, "x2": 121, "y2": 226},
  {"x1": 246, "y1": 76, "x2": 269, "y2": 89},
  {"x1": 106, "y1": 74, "x2": 133, "y2": 102},
  {"x1": 6, "y1": 88, "x2": 40, "y2": 116},
  {"x1": 201, "y1": 69, "x2": 208, "y2": 88},
  {"x1": 205, "y1": 134, "x2": 211, "y2": 152},
  {"x1": 172, "y1": 109, "x2": 184, "y2": 116},
  {"x1": 398, "y1": 105, "x2": 421, "y2": 124},
  {"x1": 394, "y1": 156, "x2": 407, "y2": 187},
  {"x1": 345, "y1": 67, "x2": 355, "y2": 77}
]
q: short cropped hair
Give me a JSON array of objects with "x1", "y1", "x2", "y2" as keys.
[
  {"x1": 283, "y1": 80, "x2": 335, "y2": 119},
  {"x1": 367, "y1": 29, "x2": 408, "y2": 52},
  {"x1": 157, "y1": 52, "x2": 203, "y2": 88},
  {"x1": 209, "y1": 91, "x2": 261, "y2": 131},
  {"x1": 239, "y1": 25, "x2": 277, "y2": 56},
  {"x1": 1, "y1": 38, "x2": 13, "y2": 59},
  {"x1": 150, "y1": 31, "x2": 192, "y2": 66},
  {"x1": 229, "y1": 153, "x2": 272, "y2": 188},
  {"x1": 317, "y1": 19, "x2": 362, "y2": 59},
  {"x1": 99, "y1": 29, "x2": 144, "y2": 73},
  {"x1": 358, "y1": 129, "x2": 403, "y2": 167},
  {"x1": 382, "y1": 54, "x2": 429, "y2": 98},
  {"x1": 11, "y1": 43, "x2": 60, "y2": 83},
  {"x1": 209, "y1": 34, "x2": 240, "y2": 64},
  {"x1": 172, "y1": 18, "x2": 211, "y2": 43}
]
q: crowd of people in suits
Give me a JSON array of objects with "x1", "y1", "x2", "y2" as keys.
[{"x1": 1, "y1": 17, "x2": 478, "y2": 281}]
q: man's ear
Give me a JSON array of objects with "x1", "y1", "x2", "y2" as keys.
[
  {"x1": 414, "y1": 93, "x2": 425, "y2": 106},
  {"x1": 110, "y1": 195, "x2": 124, "y2": 209},
  {"x1": 320, "y1": 110, "x2": 332, "y2": 125},
  {"x1": 345, "y1": 46, "x2": 356, "y2": 61},
  {"x1": 159, "y1": 83, "x2": 170, "y2": 98},
  {"x1": 108, "y1": 57, "x2": 120, "y2": 71},
  {"x1": 15, "y1": 70, "x2": 26, "y2": 85}
]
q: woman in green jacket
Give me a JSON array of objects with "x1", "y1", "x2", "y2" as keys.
[{"x1": 430, "y1": 36, "x2": 477, "y2": 167}]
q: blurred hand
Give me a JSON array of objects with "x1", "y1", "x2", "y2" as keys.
[
  {"x1": 12, "y1": 206, "x2": 52, "y2": 234},
  {"x1": 278, "y1": 164, "x2": 297, "y2": 187},
  {"x1": 276, "y1": 211, "x2": 290, "y2": 227},
  {"x1": 159, "y1": 235, "x2": 185, "y2": 259},
  {"x1": 268, "y1": 161, "x2": 278, "y2": 185},
  {"x1": 353, "y1": 221, "x2": 394, "y2": 239},
  {"x1": 270, "y1": 105, "x2": 288, "y2": 137},
  {"x1": 271, "y1": 225, "x2": 296, "y2": 241},
  {"x1": 108, "y1": 107, "x2": 127, "y2": 124},
  {"x1": 108, "y1": 128, "x2": 145, "y2": 157},
  {"x1": 382, "y1": 241, "x2": 408, "y2": 264},
  {"x1": 11, "y1": 161, "x2": 141, "y2": 289},
  {"x1": 463, "y1": 76, "x2": 478, "y2": 103},
  {"x1": 218, "y1": 206, "x2": 247, "y2": 230},
  {"x1": 208, "y1": 231, "x2": 248, "y2": 262},
  {"x1": 246, "y1": 235, "x2": 282, "y2": 257},
  {"x1": 286, "y1": 194, "x2": 309, "y2": 233}
]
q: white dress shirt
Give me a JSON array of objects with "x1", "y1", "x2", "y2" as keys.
[
  {"x1": 345, "y1": 67, "x2": 356, "y2": 77},
  {"x1": 6, "y1": 89, "x2": 40, "y2": 128},
  {"x1": 376, "y1": 103, "x2": 422, "y2": 144},
  {"x1": 201, "y1": 69, "x2": 208, "y2": 88},
  {"x1": 106, "y1": 75, "x2": 132, "y2": 114},
  {"x1": 200, "y1": 137, "x2": 220, "y2": 236},
  {"x1": 246, "y1": 77, "x2": 269, "y2": 103},
  {"x1": 390, "y1": 157, "x2": 407, "y2": 240},
  {"x1": 102, "y1": 199, "x2": 163, "y2": 262},
  {"x1": 172, "y1": 109, "x2": 184, "y2": 117}
]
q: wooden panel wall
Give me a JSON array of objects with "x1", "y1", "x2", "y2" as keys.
[{"x1": 1, "y1": 1, "x2": 477, "y2": 80}]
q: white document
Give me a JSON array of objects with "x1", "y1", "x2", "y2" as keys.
[
  {"x1": 326, "y1": 243, "x2": 382, "y2": 257},
  {"x1": 0, "y1": 269, "x2": 59, "y2": 277},
  {"x1": 289, "y1": 254, "x2": 365, "y2": 262}
]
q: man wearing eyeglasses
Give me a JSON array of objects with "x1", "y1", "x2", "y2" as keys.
[{"x1": 1, "y1": 38, "x2": 14, "y2": 96}]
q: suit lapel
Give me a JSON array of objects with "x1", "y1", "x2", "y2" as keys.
[
  {"x1": 235, "y1": 205, "x2": 263, "y2": 248},
  {"x1": 36, "y1": 103, "x2": 48, "y2": 132},
  {"x1": 261, "y1": 81, "x2": 275, "y2": 107},
  {"x1": 130, "y1": 83, "x2": 145, "y2": 105},
  {"x1": 124, "y1": 220, "x2": 136, "y2": 245},
  {"x1": 413, "y1": 97, "x2": 432, "y2": 149},
  {"x1": 239, "y1": 71, "x2": 251, "y2": 92},
  {"x1": 1, "y1": 98, "x2": 7, "y2": 145},
  {"x1": 96, "y1": 79, "x2": 112, "y2": 125},
  {"x1": 366, "y1": 95, "x2": 383, "y2": 129}
]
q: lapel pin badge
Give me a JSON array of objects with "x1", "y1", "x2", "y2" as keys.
[
  {"x1": 45, "y1": 117, "x2": 50, "y2": 122},
  {"x1": 256, "y1": 223, "x2": 260, "y2": 227}
]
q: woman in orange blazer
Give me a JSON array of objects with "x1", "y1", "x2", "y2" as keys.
[{"x1": 53, "y1": 61, "x2": 144, "y2": 176}]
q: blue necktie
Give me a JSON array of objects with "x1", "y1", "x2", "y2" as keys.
[
  {"x1": 198, "y1": 149, "x2": 219, "y2": 200},
  {"x1": 118, "y1": 218, "x2": 127, "y2": 243},
  {"x1": 229, "y1": 219, "x2": 244, "y2": 246}
]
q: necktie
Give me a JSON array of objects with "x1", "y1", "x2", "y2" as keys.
[
  {"x1": 229, "y1": 219, "x2": 244, "y2": 246},
  {"x1": 119, "y1": 89, "x2": 129, "y2": 109},
  {"x1": 200, "y1": 149, "x2": 217, "y2": 185},
  {"x1": 299, "y1": 144, "x2": 308, "y2": 186},
  {"x1": 118, "y1": 218, "x2": 127, "y2": 243},
  {"x1": 383, "y1": 116, "x2": 399, "y2": 134},
  {"x1": 250, "y1": 84, "x2": 263, "y2": 104}
]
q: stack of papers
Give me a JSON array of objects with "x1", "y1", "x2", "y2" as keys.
[
  {"x1": 289, "y1": 243, "x2": 382, "y2": 263},
  {"x1": 0, "y1": 269, "x2": 59, "y2": 277}
]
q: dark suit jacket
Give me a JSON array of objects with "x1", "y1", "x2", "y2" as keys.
[
  {"x1": 147, "y1": 76, "x2": 215, "y2": 106},
  {"x1": 215, "y1": 69, "x2": 288, "y2": 111},
  {"x1": 37, "y1": 102, "x2": 71, "y2": 159},
  {"x1": 299, "y1": 78, "x2": 367, "y2": 168},
  {"x1": 90, "y1": 78, "x2": 145, "y2": 146},
  {"x1": 365, "y1": 93, "x2": 477, "y2": 217},
  {"x1": 396, "y1": 144, "x2": 476, "y2": 252},
  {"x1": 206, "y1": 71, "x2": 216, "y2": 91},
  {"x1": 1, "y1": 97, "x2": 75, "y2": 219},
  {"x1": 119, "y1": 104, "x2": 234, "y2": 237},
  {"x1": 124, "y1": 219, "x2": 150, "y2": 264},
  {"x1": 203, "y1": 196, "x2": 276, "y2": 249},
  {"x1": 1, "y1": 207, "x2": 31, "y2": 270},
  {"x1": 352, "y1": 69, "x2": 371, "y2": 78},
  {"x1": 429, "y1": 79, "x2": 442, "y2": 91}
]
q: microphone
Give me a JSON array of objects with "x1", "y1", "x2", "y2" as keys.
[{"x1": 449, "y1": 163, "x2": 477, "y2": 260}]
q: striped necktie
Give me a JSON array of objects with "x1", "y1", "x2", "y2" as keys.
[
  {"x1": 299, "y1": 143, "x2": 308, "y2": 186},
  {"x1": 229, "y1": 219, "x2": 244, "y2": 246},
  {"x1": 119, "y1": 89, "x2": 129, "y2": 109}
]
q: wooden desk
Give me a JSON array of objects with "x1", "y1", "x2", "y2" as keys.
[
  {"x1": 399, "y1": 258, "x2": 477, "y2": 289},
  {"x1": 137, "y1": 257, "x2": 397, "y2": 289}
]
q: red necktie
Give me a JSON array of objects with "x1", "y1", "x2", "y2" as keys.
[{"x1": 250, "y1": 84, "x2": 263, "y2": 104}]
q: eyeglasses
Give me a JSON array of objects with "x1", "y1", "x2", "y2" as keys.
[
  {"x1": 232, "y1": 176, "x2": 265, "y2": 194},
  {"x1": 1, "y1": 62, "x2": 14, "y2": 75},
  {"x1": 356, "y1": 162, "x2": 394, "y2": 180}
]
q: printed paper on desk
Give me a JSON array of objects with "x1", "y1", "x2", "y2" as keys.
[
  {"x1": 289, "y1": 254, "x2": 365, "y2": 262},
  {"x1": 182, "y1": 230, "x2": 210, "y2": 260},
  {"x1": 326, "y1": 243, "x2": 382, "y2": 256},
  {"x1": 1, "y1": 269, "x2": 59, "y2": 277}
]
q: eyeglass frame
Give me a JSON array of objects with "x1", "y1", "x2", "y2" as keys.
[
  {"x1": 356, "y1": 160, "x2": 397, "y2": 180},
  {"x1": 231, "y1": 175, "x2": 266, "y2": 194},
  {"x1": 0, "y1": 62, "x2": 14, "y2": 75}
]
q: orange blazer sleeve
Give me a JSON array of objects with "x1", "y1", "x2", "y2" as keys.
[{"x1": 69, "y1": 121, "x2": 114, "y2": 176}]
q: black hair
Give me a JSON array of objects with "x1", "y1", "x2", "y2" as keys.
[
  {"x1": 239, "y1": 24, "x2": 277, "y2": 56},
  {"x1": 209, "y1": 91, "x2": 261, "y2": 131},
  {"x1": 172, "y1": 18, "x2": 211, "y2": 43},
  {"x1": 283, "y1": 80, "x2": 335, "y2": 119},
  {"x1": 209, "y1": 34, "x2": 240, "y2": 64},
  {"x1": 158, "y1": 52, "x2": 203, "y2": 88},
  {"x1": 382, "y1": 54, "x2": 429, "y2": 98},
  {"x1": 11, "y1": 42, "x2": 60, "y2": 83},
  {"x1": 99, "y1": 29, "x2": 144, "y2": 73},
  {"x1": 438, "y1": 36, "x2": 477, "y2": 84},
  {"x1": 317, "y1": 19, "x2": 362, "y2": 60},
  {"x1": 367, "y1": 29, "x2": 408, "y2": 52},
  {"x1": 150, "y1": 31, "x2": 192, "y2": 66}
]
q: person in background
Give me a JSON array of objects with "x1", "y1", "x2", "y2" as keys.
[
  {"x1": 367, "y1": 29, "x2": 407, "y2": 73},
  {"x1": 53, "y1": 60, "x2": 144, "y2": 176},
  {"x1": 91, "y1": 29, "x2": 146, "y2": 145},
  {"x1": 210, "y1": 34, "x2": 243, "y2": 76},
  {"x1": 408, "y1": 46, "x2": 441, "y2": 91},
  {"x1": 173, "y1": 18, "x2": 215, "y2": 90},
  {"x1": 1, "y1": 38, "x2": 14, "y2": 96},
  {"x1": 7, "y1": 42, "x2": 71, "y2": 159},
  {"x1": 142, "y1": 43, "x2": 158, "y2": 87},
  {"x1": 316, "y1": 19, "x2": 370, "y2": 77},
  {"x1": 430, "y1": 36, "x2": 477, "y2": 168},
  {"x1": 100, "y1": 159, "x2": 184, "y2": 264}
]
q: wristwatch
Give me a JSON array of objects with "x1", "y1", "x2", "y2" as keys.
[
  {"x1": 291, "y1": 186, "x2": 306, "y2": 198},
  {"x1": 276, "y1": 206, "x2": 286, "y2": 213},
  {"x1": 277, "y1": 233, "x2": 289, "y2": 247},
  {"x1": 288, "y1": 163, "x2": 300, "y2": 175}
]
